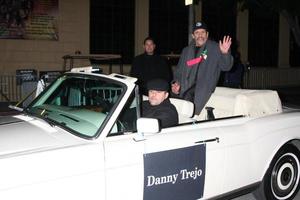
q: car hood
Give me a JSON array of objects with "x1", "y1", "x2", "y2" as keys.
[{"x1": 0, "y1": 114, "x2": 85, "y2": 158}]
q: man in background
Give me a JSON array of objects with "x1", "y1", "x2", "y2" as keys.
[{"x1": 130, "y1": 37, "x2": 172, "y2": 95}]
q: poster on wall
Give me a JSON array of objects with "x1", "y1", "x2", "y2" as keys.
[{"x1": 0, "y1": 0, "x2": 58, "y2": 40}]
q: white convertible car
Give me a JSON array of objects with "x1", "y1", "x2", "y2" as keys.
[{"x1": 0, "y1": 67, "x2": 300, "y2": 200}]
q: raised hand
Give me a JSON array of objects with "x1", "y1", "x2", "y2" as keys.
[
  {"x1": 219, "y1": 35, "x2": 232, "y2": 54},
  {"x1": 171, "y1": 81, "x2": 180, "y2": 95}
]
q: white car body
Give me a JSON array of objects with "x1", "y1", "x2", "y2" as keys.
[{"x1": 0, "y1": 67, "x2": 300, "y2": 200}]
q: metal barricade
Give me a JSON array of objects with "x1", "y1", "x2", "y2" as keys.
[{"x1": 0, "y1": 75, "x2": 22, "y2": 103}]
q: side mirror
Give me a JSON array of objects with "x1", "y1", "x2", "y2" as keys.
[
  {"x1": 134, "y1": 118, "x2": 160, "y2": 141},
  {"x1": 137, "y1": 118, "x2": 160, "y2": 133}
]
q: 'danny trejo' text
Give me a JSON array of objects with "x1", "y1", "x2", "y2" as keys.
[{"x1": 146, "y1": 167, "x2": 203, "y2": 187}]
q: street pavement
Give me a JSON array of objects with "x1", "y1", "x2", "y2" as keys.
[{"x1": 234, "y1": 188, "x2": 300, "y2": 200}]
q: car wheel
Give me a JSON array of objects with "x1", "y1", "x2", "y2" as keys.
[{"x1": 254, "y1": 144, "x2": 300, "y2": 200}]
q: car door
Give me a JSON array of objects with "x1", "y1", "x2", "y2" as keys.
[
  {"x1": 103, "y1": 133, "x2": 145, "y2": 200},
  {"x1": 141, "y1": 123, "x2": 226, "y2": 200},
  {"x1": 103, "y1": 91, "x2": 146, "y2": 199}
]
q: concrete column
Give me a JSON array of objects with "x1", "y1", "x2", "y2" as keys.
[
  {"x1": 194, "y1": 2, "x2": 202, "y2": 22},
  {"x1": 278, "y1": 14, "x2": 290, "y2": 68},
  {"x1": 134, "y1": 0, "x2": 149, "y2": 56},
  {"x1": 236, "y1": 8, "x2": 249, "y2": 64},
  {"x1": 188, "y1": 5, "x2": 194, "y2": 43},
  {"x1": 190, "y1": 2, "x2": 202, "y2": 43}
]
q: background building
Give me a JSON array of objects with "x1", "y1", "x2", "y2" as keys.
[{"x1": 0, "y1": 0, "x2": 300, "y2": 103}]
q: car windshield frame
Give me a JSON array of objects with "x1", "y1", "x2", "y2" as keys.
[{"x1": 25, "y1": 73, "x2": 127, "y2": 139}]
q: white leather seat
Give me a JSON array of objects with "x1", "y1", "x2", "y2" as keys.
[
  {"x1": 169, "y1": 98, "x2": 195, "y2": 123},
  {"x1": 196, "y1": 87, "x2": 282, "y2": 120}
]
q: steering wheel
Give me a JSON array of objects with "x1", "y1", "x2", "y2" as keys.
[{"x1": 94, "y1": 97, "x2": 111, "y2": 113}]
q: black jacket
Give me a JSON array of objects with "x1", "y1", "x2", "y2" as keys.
[
  {"x1": 142, "y1": 99, "x2": 178, "y2": 128},
  {"x1": 130, "y1": 53, "x2": 172, "y2": 95}
]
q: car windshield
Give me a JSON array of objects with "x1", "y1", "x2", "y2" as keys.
[{"x1": 25, "y1": 73, "x2": 125, "y2": 138}]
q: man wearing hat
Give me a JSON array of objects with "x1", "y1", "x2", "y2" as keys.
[
  {"x1": 171, "y1": 21, "x2": 233, "y2": 116},
  {"x1": 142, "y1": 79, "x2": 178, "y2": 128}
]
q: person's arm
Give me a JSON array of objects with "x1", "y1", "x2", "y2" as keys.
[
  {"x1": 172, "y1": 48, "x2": 187, "y2": 95},
  {"x1": 173, "y1": 49, "x2": 186, "y2": 82},
  {"x1": 218, "y1": 52, "x2": 233, "y2": 71}
]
